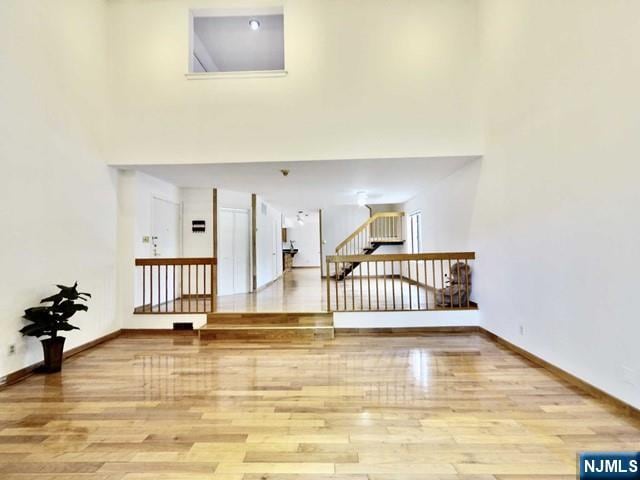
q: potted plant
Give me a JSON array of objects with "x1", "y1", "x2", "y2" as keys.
[{"x1": 20, "y1": 282, "x2": 91, "y2": 373}]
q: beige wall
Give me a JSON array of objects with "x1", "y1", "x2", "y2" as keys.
[
  {"x1": 391, "y1": 1, "x2": 640, "y2": 408},
  {"x1": 106, "y1": 0, "x2": 482, "y2": 165},
  {"x1": 1, "y1": 0, "x2": 119, "y2": 377}
]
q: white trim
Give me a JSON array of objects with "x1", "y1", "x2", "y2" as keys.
[
  {"x1": 191, "y1": 6, "x2": 284, "y2": 18},
  {"x1": 185, "y1": 70, "x2": 288, "y2": 80},
  {"x1": 334, "y1": 310, "x2": 480, "y2": 329}
]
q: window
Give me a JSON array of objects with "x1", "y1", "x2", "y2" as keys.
[
  {"x1": 189, "y1": 7, "x2": 285, "y2": 75},
  {"x1": 409, "y1": 211, "x2": 422, "y2": 253}
]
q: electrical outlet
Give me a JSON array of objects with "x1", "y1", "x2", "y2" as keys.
[
  {"x1": 519, "y1": 325, "x2": 525, "y2": 336},
  {"x1": 8, "y1": 344, "x2": 16, "y2": 355}
]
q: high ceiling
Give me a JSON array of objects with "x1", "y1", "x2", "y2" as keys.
[{"x1": 128, "y1": 156, "x2": 479, "y2": 210}]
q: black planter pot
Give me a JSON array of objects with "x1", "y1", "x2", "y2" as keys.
[{"x1": 41, "y1": 337, "x2": 65, "y2": 373}]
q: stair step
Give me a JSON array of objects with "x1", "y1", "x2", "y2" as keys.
[
  {"x1": 206, "y1": 312, "x2": 333, "y2": 326},
  {"x1": 199, "y1": 324, "x2": 334, "y2": 340}
]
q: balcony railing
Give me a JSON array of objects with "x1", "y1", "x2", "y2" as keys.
[
  {"x1": 326, "y1": 252, "x2": 475, "y2": 312},
  {"x1": 134, "y1": 257, "x2": 216, "y2": 314}
]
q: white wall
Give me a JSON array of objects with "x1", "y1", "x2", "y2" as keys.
[
  {"x1": 0, "y1": 0, "x2": 119, "y2": 378},
  {"x1": 106, "y1": 0, "x2": 481, "y2": 165},
  {"x1": 474, "y1": 0, "x2": 639, "y2": 408},
  {"x1": 182, "y1": 188, "x2": 214, "y2": 258},
  {"x1": 389, "y1": 1, "x2": 640, "y2": 409},
  {"x1": 321, "y1": 205, "x2": 370, "y2": 275},
  {"x1": 403, "y1": 159, "x2": 481, "y2": 253},
  {"x1": 117, "y1": 170, "x2": 182, "y2": 318},
  {"x1": 286, "y1": 211, "x2": 321, "y2": 267}
]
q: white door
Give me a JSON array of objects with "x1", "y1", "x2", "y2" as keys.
[
  {"x1": 218, "y1": 208, "x2": 250, "y2": 295},
  {"x1": 150, "y1": 197, "x2": 181, "y2": 305},
  {"x1": 151, "y1": 197, "x2": 181, "y2": 258},
  {"x1": 233, "y1": 210, "x2": 250, "y2": 294}
]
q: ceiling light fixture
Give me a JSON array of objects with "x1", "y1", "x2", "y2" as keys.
[
  {"x1": 249, "y1": 19, "x2": 261, "y2": 30},
  {"x1": 357, "y1": 191, "x2": 368, "y2": 207}
]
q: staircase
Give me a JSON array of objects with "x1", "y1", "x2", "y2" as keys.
[
  {"x1": 199, "y1": 312, "x2": 334, "y2": 340},
  {"x1": 333, "y1": 212, "x2": 405, "y2": 281}
]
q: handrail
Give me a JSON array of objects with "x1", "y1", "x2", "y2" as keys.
[
  {"x1": 134, "y1": 257, "x2": 216, "y2": 314},
  {"x1": 135, "y1": 257, "x2": 217, "y2": 266},
  {"x1": 328, "y1": 252, "x2": 475, "y2": 263},
  {"x1": 326, "y1": 251, "x2": 475, "y2": 312},
  {"x1": 335, "y1": 211, "x2": 404, "y2": 256}
]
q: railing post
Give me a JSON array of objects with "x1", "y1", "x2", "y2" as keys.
[
  {"x1": 210, "y1": 259, "x2": 216, "y2": 313},
  {"x1": 326, "y1": 257, "x2": 331, "y2": 312}
]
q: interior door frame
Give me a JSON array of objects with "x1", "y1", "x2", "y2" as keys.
[{"x1": 218, "y1": 207, "x2": 251, "y2": 295}]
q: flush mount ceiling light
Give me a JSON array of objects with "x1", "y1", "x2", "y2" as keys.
[
  {"x1": 357, "y1": 191, "x2": 368, "y2": 207},
  {"x1": 249, "y1": 19, "x2": 261, "y2": 30}
]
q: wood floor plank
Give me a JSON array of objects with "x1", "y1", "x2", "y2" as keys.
[{"x1": 0, "y1": 331, "x2": 638, "y2": 479}]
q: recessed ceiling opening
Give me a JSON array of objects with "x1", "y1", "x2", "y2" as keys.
[{"x1": 190, "y1": 8, "x2": 285, "y2": 73}]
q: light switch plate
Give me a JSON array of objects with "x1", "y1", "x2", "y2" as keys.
[{"x1": 142, "y1": 236, "x2": 150, "y2": 243}]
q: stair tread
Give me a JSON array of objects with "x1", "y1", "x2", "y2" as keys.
[
  {"x1": 201, "y1": 323, "x2": 333, "y2": 330},
  {"x1": 201, "y1": 324, "x2": 334, "y2": 330}
]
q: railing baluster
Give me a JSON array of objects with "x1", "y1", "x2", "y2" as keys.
[
  {"x1": 448, "y1": 258, "x2": 453, "y2": 309},
  {"x1": 351, "y1": 263, "x2": 356, "y2": 310},
  {"x1": 407, "y1": 260, "x2": 412, "y2": 310},
  {"x1": 431, "y1": 259, "x2": 436, "y2": 310},
  {"x1": 465, "y1": 258, "x2": 470, "y2": 308},
  {"x1": 181, "y1": 265, "x2": 184, "y2": 313},
  {"x1": 375, "y1": 261, "x2": 380, "y2": 310},
  {"x1": 383, "y1": 261, "x2": 388, "y2": 310},
  {"x1": 440, "y1": 259, "x2": 445, "y2": 309},
  {"x1": 188, "y1": 264, "x2": 192, "y2": 313},
  {"x1": 157, "y1": 264, "x2": 161, "y2": 313},
  {"x1": 391, "y1": 261, "x2": 396, "y2": 310},
  {"x1": 367, "y1": 261, "x2": 371, "y2": 311},
  {"x1": 149, "y1": 266, "x2": 153, "y2": 313},
  {"x1": 326, "y1": 258, "x2": 331, "y2": 312},
  {"x1": 401, "y1": 260, "x2": 406, "y2": 309},
  {"x1": 165, "y1": 265, "x2": 168, "y2": 313},
  {"x1": 342, "y1": 262, "x2": 347, "y2": 311},
  {"x1": 423, "y1": 259, "x2": 429, "y2": 310},
  {"x1": 334, "y1": 261, "x2": 339, "y2": 311},
  {"x1": 142, "y1": 265, "x2": 146, "y2": 313}
]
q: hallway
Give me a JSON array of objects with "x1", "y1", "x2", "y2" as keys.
[{"x1": 216, "y1": 268, "x2": 326, "y2": 312}]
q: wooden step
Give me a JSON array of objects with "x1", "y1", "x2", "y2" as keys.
[
  {"x1": 206, "y1": 312, "x2": 333, "y2": 326},
  {"x1": 199, "y1": 324, "x2": 334, "y2": 340}
]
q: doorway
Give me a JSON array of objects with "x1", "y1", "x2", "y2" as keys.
[{"x1": 218, "y1": 208, "x2": 250, "y2": 295}]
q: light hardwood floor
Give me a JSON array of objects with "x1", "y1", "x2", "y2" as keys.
[
  {"x1": 216, "y1": 268, "x2": 448, "y2": 313},
  {"x1": 0, "y1": 332, "x2": 638, "y2": 479}
]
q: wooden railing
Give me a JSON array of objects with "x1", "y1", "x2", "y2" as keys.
[
  {"x1": 335, "y1": 212, "x2": 404, "y2": 256},
  {"x1": 326, "y1": 252, "x2": 475, "y2": 312},
  {"x1": 134, "y1": 257, "x2": 216, "y2": 314}
]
